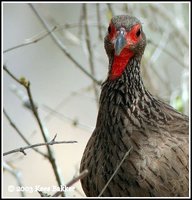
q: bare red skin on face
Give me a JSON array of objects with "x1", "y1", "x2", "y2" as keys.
[
  {"x1": 110, "y1": 49, "x2": 134, "y2": 80},
  {"x1": 108, "y1": 23, "x2": 142, "y2": 80}
]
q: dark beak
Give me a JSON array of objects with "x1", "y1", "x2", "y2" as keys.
[{"x1": 115, "y1": 29, "x2": 127, "y2": 56}]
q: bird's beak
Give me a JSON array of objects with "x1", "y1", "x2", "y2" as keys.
[{"x1": 115, "y1": 29, "x2": 127, "y2": 56}]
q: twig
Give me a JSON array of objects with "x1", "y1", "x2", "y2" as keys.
[
  {"x1": 66, "y1": 169, "x2": 88, "y2": 187},
  {"x1": 123, "y1": 3, "x2": 129, "y2": 13},
  {"x1": 107, "y1": 3, "x2": 115, "y2": 16},
  {"x1": 24, "y1": 82, "x2": 66, "y2": 196},
  {"x1": 14, "y1": 84, "x2": 94, "y2": 150},
  {"x1": 3, "y1": 26, "x2": 57, "y2": 54},
  {"x1": 42, "y1": 104, "x2": 93, "y2": 131},
  {"x1": 96, "y1": 4, "x2": 102, "y2": 40},
  {"x1": 9, "y1": 84, "x2": 37, "y2": 111},
  {"x1": 146, "y1": 31, "x2": 170, "y2": 88},
  {"x1": 3, "y1": 135, "x2": 77, "y2": 156},
  {"x1": 3, "y1": 22, "x2": 105, "y2": 54},
  {"x1": 28, "y1": 3, "x2": 101, "y2": 86},
  {"x1": 3, "y1": 65, "x2": 21, "y2": 85},
  {"x1": 59, "y1": 22, "x2": 105, "y2": 31},
  {"x1": 3, "y1": 109, "x2": 48, "y2": 158},
  {"x1": 148, "y1": 39, "x2": 186, "y2": 68},
  {"x1": 52, "y1": 169, "x2": 88, "y2": 197},
  {"x1": 149, "y1": 4, "x2": 188, "y2": 47},
  {"x1": 83, "y1": 4, "x2": 100, "y2": 106},
  {"x1": 3, "y1": 65, "x2": 65, "y2": 196},
  {"x1": 78, "y1": 4, "x2": 84, "y2": 37},
  {"x1": 141, "y1": 61, "x2": 159, "y2": 95},
  {"x1": 98, "y1": 147, "x2": 133, "y2": 197},
  {"x1": 38, "y1": 191, "x2": 51, "y2": 197},
  {"x1": 3, "y1": 161, "x2": 26, "y2": 197}
]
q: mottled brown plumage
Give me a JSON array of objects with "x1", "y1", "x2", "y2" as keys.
[{"x1": 80, "y1": 15, "x2": 189, "y2": 197}]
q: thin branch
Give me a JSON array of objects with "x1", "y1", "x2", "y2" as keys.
[
  {"x1": 59, "y1": 22, "x2": 105, "y2": 31},
  {"x1": 3, "y1": 161, "x2": 25, "y2": 197},
  {"x1": 26, "y1": 84, "x2": 95, "y2": 139},
  {"x1": 3, "y1": 26, "x2": 57, "y2": 54},
  {"x1": 145, "y1": 31, "x2": 170, "y2": 88},
  {"x1": 52, "y1": 169, "x2": 88, "y2": 197},
  {"x1": 67, "y1": 169, "x2": 88, "y2": 187},
  {"x1": 141, "y1": 61, "x2": 158, "y2": 94},
  {"x1": 4, "y1": 22, "x2": 105, "y2": 54},
  {"x1": 149, "y1": 4, "x2": 188, "y2": 46},
  {"x1": 3, "y1": 109, "x2": 48, "y2": 158},
  {"x1": 24, "y1": 83, "x2": 66, "y2": 196},
  {"x1": 83, "y1": 4, "x2": 100, "y2": 106},
  {"x1": 148, "y1": 39, "x2": 186, "y2": 68},
  {"x1": 38, "y1": 191, "x2": 51, "y2": 197},
  {"x1": 3, "y1": 134, "x2": 77, "y2": 156},
  {"x1": 107, "y1": 3, "x2": 115, "y2": 16},
  {"x1": 9, "y1": 84, "x2": 37, "y2": 111},
  {"x1": 42, "y1": 104, "x2": 93, "y2": 131},
  {"x1": 3, "y1": 109, "x2": 30, "y2": 145},
  {"x1": 96, "y1": 4, "x2": 102, "y2": 40},
  {"x1": 28, "y1": 3, "x2": 101, "y2": 86},
  {"x1": 123, "y1": 3, "x2": 129, "y2": 13},
  {"x1": 78, "y1": 4, "x2": 84, "y2": 37},
  {"x1": 3, "y1": 65, "x2": 65, "y2": 196},
  {"x1": 98, "y1": 147, "x2": 133, "y2": 197},
  {"x1": 3, "y1": 65, "x2": 21, "y2": 85}
]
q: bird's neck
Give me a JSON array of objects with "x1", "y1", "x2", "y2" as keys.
[{"x1": 101, "y1": 56, "x2": 150, "y2": 107}]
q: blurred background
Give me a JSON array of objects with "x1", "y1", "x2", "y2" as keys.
[{"x1": 3, "y1": 2, "x2": 189, "y2": 197}]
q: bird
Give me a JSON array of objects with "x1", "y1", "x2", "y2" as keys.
[{"x1": 80, "y1": 15, "x2": 189, "y2": 197}]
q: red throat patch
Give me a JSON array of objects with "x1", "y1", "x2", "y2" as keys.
[{"x1": 110, "y1": 48, "x2": 134, "y2": 80}]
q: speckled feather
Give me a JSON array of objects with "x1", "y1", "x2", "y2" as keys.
[{"x1": 80, "y1": 15, "x2": 189, "y2": 197}]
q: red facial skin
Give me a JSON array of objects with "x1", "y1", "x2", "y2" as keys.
[{"x1": 108, "y1": 23, "x2": 142, "y2": 80}]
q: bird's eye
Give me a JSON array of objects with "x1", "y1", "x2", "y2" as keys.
[
  {"x1": 136, "y1": 28, "x2": 141, "y2": 37},
  {"x1": 108, "y1": 26, "x2": 111, "y2": 34}
]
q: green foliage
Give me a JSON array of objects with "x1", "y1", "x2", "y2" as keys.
[{"x1": 172, "y1": 95, "x2": 184, "y2": 113}]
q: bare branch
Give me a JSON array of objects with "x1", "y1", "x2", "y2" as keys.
[
  {"x1": 58, "y1": 22, "x2": 106, "y2": 31},
  {"x1": 28, "y1": 3, "x2": 101, "y2": 86},
  {"x1": 98, "y1": 147, "x2": 133, "y2": 197},
  {"x1": 52, "y1": 169, "x2": 88, "y2": 197},
  {"x1": 42, "y1": 104, "x2": 93, "y2": 131},
  {"x1": 67, "y1": 169, "x2": 88, "y2": 188},
  {"x1": 19, "y1": 148, "x2": 27, "y2": 156},
  {"x1": 22, "y1": 82, "x2": 66, "y2": 196},
  {"x1": 78, "y1": 4, "x2": 84, "y2": 37},
  {"x1": 107, "y1": 3, "x2": 115, "y2": 16},
  {"x1": 3, "y1": 65, "x2": 21, "y2": 85},
  {"x1": 51, "y1": 133, "x2": 57, "y2": 142},
  {"x1": 3, "y1": 161, "x2": 26, "y2": 197},
  {"x1": 3, "y1": 26, "x2": 57, "y2": 54},
  {"x1": 3, "y1": 21, "x2": 105, "y2": 55},
  {"x1": 145, "y1": 31, "x2": 170, "y2": 89},
  {"x1": 148, "y1": 39, "x2": 186, "y2": 68},
  {"x1": 83, "y1": 4, "x2": 100, "y2": 106},
  {"x1": 3, "y1": 136, "x2": 77, "y2": 156},
  {"x1": 96, "y1": 4, "x2": 102, "y2": 40},
  {"x1": 38, "y1": 191, "x2": 51, "y2": 197},
  {"x1": 3, "y1": 109, "x2": 30, "y2": 145},
  {"x1": 3, "y1": 64, "x2": 65, "y2": 195},
  {"x1": 3, "y1": 109, "x2": 48, "y2": 158},
  {"x1": 149, "y1": 4, "x2": 188, "y2": 46},
  {"x1": 123, "y1": 3, "x2": 129, "y2": 13}
]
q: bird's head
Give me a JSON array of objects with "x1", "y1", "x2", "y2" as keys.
[{"x1": 104, "y1": 15, "x2": 146, "y2": 80}]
